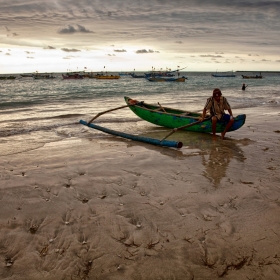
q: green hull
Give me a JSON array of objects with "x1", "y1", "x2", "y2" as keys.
[{"x1": 125, "y1": 96, "x2": 246, "y2": 134}]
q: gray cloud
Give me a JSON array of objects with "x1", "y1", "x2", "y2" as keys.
[
  {"x1": 136, "y1": 49, "x2": 159, "y2": 54},
  {"x1": 200, "y1": 55, "x2": 223, "y2": 58},
  {"x1": 61, "y1": 48, "x2": 81, "y2": 52},
  {"x1": 58, "y1": 24, "x2": 94, "y2": 34},
  {"x1": 114, "y1": 49, "x2": 126, "y2": 52},
  {"x1": 44, "y1": 46, "x2": 56, "y2": 49}
]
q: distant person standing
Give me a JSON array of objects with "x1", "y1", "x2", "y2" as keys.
[{"x1": 242, "y1": 83, "x2": 248, "y2": 90}]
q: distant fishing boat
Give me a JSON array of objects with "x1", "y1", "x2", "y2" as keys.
[
  {"x1": 0, "y1": 75, "x2": 16, "y2": 80},
  {"x1": 130, "y1": 73, "x2": 146, "y2": 78},
  {"x1": 33, "y1": 73, "x2": 55, "y2": 79},
  {"x1": 94, "y1": 74, "x2": 120, "y2": 79},
  {"x1": 242, "y1": 73, "x2": 263, "y2": 79},
  {"x1": 144, "y1": 67, "x2": 186, "y2": 78},
  {"x1": 62, "y1": 73, "x2": 83, "y2": 79},
  {"x1": 118, "y1": 72, "x2": 132, "y2": 76},
  {"x1": 147, "y1": 77, "x2": 186, "y2": 82},
  {"x1": 81, "y1": 72, "x2": 95, "y2": 78},
  {"x1": 20, "y1": 73, "x2": 33, "y2": 78},
  {"x1": 212, "y1": 71, "x2": 236, "y2": 77},
  {"x1": 145, "y1": 72, "x2": 175, "y2": 78}
]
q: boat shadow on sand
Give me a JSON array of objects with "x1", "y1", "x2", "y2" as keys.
[{"x1": 124, "y1": 129, "x2": 251, "y2": 187}]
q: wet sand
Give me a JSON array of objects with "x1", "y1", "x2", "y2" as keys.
[{"x1": 0, "y1": 107, "x2": 280, "y2": 279}]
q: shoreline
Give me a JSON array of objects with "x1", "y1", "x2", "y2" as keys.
[{"x1": 0, "y1": 107, "x2": 279, "y2": 279}]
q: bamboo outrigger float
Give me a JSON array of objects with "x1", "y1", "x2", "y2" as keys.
[{"x1": 79, "y1": 120, "x2": 183, "y2": 148}]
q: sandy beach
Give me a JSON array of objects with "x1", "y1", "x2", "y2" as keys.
[{"x1": 0, "y1": 107, "x2": 279, "y2": 280}]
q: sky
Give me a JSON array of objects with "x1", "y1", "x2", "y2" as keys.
[{"x1": 0, "y1": 0, "x2": 280, "y2": 74}]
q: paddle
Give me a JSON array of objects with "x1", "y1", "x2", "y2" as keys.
[
  {"x1": 87, "y1": 101, "x2": 142, "y2": 124},
  {"x1": 158, "y1": 102, "x2": 166, "y2": 112},
  {"x1": 160, "y1": 117, "x2": 211, "y2": 142}
]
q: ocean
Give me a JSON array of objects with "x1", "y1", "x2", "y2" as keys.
[{"x1": 1, "y1": 72, "x2": 279, "y2": 156}]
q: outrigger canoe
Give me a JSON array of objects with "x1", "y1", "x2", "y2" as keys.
[{"x1": 124, "y1": 96, "x2": 246, "y2": 134}]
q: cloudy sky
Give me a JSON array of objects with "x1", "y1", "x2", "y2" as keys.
[{"x1": 1, "y1": 0, "x2": 280, "y2": 73}]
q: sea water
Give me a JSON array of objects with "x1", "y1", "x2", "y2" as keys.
[{"x1": 0, "y1": 72, "x2": 279, "y2": 155}]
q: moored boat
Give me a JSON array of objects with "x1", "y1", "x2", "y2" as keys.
[
  {"x1": 82, "y1": 72, "x2": 95, "y2": 78},
  {"x1": 0, "y1": 75, "x2": 17, "y2": 80},
  {"x1": 33, "y1": 73, "x2": 55, "y2": 79},
  {"x1": 212, "y1": 73, "x2": 236, "y2": 77},
  {"x1": 124, "y1": 96, "x2": 246, "y2": 134},
  {"x1": 130, "y1": 73, "x2": 146, "y2": 78},
  {"x1": 94, "y1": 74, "x2": 120, "y2": 79},
  {"x1": 242, "y1": 73, "x2": 263, "y2": 79},
  {"x1": 144, "y1": 67, "x2": 186, "y2": 78},
  {"x1": 20, "y1": 73, "x2": 33, "y2": 78},
  {"x1": 145, "y1": 72, "x2": 175, "y2": 78},
  {"x1": 118, "y1": 72, "x2": 132, "y2": 76},
  {"x1": 148, "y1": 77, "x2": 186, "y2": 82},
  {"x1": 62, "y1": 73, "x2": 83, "y2": 79}
]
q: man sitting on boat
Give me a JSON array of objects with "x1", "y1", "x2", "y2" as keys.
[{"x1": 199, "y1": 88, "x2": 234, "y2": 139}]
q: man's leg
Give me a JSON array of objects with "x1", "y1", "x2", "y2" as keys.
[
  {"x1": 212, "y1": 116, "x2": 217, "y2": 138},
  {"x1": 221, "y1": 119, "x2": 234, "y2": 139}
]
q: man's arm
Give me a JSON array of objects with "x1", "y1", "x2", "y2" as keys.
[
  {"x1": 199, "y1": 108, "x2": 207, "y2": 122},
  {"x1": 228, "y1": 108, "x2": 234, "y2": 119}
]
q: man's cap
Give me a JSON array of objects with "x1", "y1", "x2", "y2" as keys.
[{"x1": 213, "y1": 88, "x2": 222, "y2": 97}]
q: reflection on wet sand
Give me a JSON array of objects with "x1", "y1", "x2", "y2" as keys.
[
  {"x1": 172, "y1": 131, "x2": 248, "y2": 186},
  {"x1": 91, "y1": 128, "x2": 249, "y2": 187},
  {"x1": 138, "y1": 128, "x2": 248, "y2": 185},
  {"x1": 201, "y1": 141, "x2": 245, "y2": 186}
]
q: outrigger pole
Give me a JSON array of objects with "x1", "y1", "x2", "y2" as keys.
[{"x1": 80, "y1": 120, "x2": 183, "y2": 149}]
